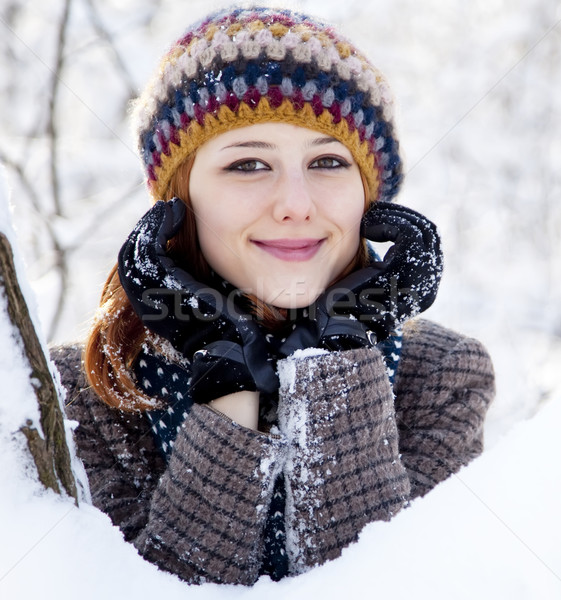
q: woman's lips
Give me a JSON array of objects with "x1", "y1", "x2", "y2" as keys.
[{"x1": 252, "y1": 238, "x2": 325, "y2": 262}]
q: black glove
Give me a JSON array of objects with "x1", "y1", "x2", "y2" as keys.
[
  {"x1": 117, "y1": 198, "x2": 279, "y2": 403},
  {"x1": 279, "y1": 202, "x2": 443, "y2": 356}
]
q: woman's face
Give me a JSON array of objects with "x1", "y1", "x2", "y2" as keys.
[{"x1": 188, "y1": 123, "x2": 365, "y2": 308}]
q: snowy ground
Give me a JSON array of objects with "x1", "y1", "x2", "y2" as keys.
[{"x1": 1, "y1": 0, "x2": 561, "y2": 597}]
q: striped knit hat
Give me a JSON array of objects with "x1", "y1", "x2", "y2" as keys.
[{"x1": 132, "y1": 5, "x2": 403, "y2": 204}]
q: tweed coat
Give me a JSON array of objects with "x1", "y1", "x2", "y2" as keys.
[{"x1": 51, "y1": 318, "x2": 494, "y2": 585}]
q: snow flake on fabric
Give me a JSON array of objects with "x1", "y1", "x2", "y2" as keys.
[{"x1": 134, "y1": 349, "x2": 193, "y2": 460}]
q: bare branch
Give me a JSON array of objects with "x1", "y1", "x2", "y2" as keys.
[
  {"x1": 83, "y1": 0, "x2": 138, "y2": 100},
  {"x1": 46, "y1": 0, "x2": 72, "y2": 218},
  {"x1": 0, "y1": 151, "x2": 69, "y2": 341}
]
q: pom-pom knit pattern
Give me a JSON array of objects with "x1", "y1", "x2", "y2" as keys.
[{"x1": 132, "y1": 6, "x2": 403, "y2": 204}]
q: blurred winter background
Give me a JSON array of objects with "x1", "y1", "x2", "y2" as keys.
[{"x1": 1, "y1": 0, "x2": 560, "y2": 597}]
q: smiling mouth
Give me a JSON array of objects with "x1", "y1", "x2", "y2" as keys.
[{"x1": 251, "y1": 238, "x2": 325, "y2": 262}]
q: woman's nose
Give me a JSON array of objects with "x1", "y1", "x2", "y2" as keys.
[{"x1": 272, "y1": 171, "x2": 316, "y2": 223}]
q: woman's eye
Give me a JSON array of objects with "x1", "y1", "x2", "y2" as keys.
[
  {"x1": 227, "y1": 159, "x2": 269, "y2": 172},
  {"x1": 309, "y1": 156, "x2": 350, "y2": 169}
]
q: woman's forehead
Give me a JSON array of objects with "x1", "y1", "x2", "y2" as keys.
[{"x1": 204, "y1": 123, "x2": 349, "y2": 152}]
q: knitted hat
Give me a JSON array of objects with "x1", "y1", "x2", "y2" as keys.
[{"x1": 132, "y1": 5, "x2": 403, "y2": 204}]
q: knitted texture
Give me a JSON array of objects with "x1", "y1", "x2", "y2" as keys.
[
  {"x1": 131, "y1": 5, "x2": 403, "y2": 204},
  {"x1": 135, "y1": 349, "x2": 193, "y2": 457}
]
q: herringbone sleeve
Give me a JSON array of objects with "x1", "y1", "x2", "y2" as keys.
[
  {"x1": 394, "y1": 319, "x2": 495, "y2": 498},
  {"x1": 277, "y1": 347, "x2": 411, "y2": 574},
  {"x1": 134, "y1": 404, "x2": 286, "y2": 584}
]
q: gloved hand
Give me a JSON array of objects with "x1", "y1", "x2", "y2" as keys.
[
  {"x1": 117, "y1": 198, "x2": 279, "y2": 403},
  {"x1": 279, "y1": 202, "x2": 443, "y2": 356}
]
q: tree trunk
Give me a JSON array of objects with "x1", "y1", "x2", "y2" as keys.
[{"x1": 0, "y1": 232, "x2": 78, "y2": 503}]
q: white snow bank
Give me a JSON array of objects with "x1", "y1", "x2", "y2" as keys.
[{"x1": 1, "y1": 391, "x2": 559, "y2": 600}]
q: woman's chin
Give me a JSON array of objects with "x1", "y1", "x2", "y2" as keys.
[{"x1": 267, "y1": 289, "x2": 322, "y2": 310}]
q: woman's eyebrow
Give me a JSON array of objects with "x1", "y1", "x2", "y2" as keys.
[
  {"x1": 221, "y1": 141, "x2": 275, "y2": 150},
  {"x1": 309, "y1": 136, "x2": 340, "y2": 146}
]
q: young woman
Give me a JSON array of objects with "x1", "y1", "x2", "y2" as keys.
[{"x1": 52, "y1": 5, "x2": 495, "y2": 586}]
